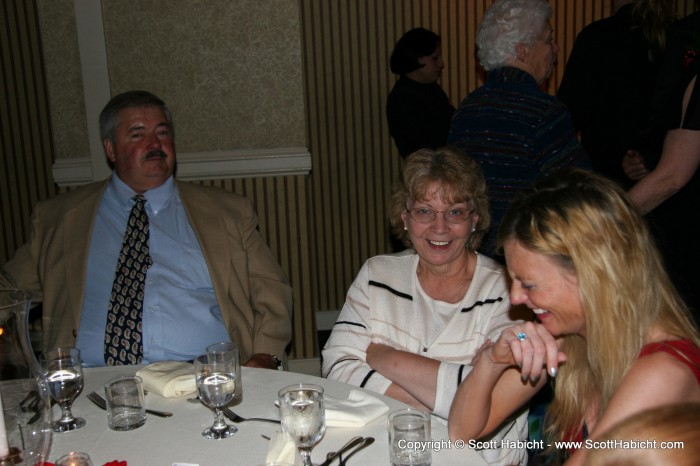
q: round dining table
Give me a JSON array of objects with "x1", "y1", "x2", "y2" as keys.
[{"x1": 49, "y1": 365, "x2": 488, "y2": 466}]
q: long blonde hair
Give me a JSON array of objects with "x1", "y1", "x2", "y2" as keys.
[
  {"x1": 498, "y1": 169, "x2": 700, "y2": 441},
  {"x1": 631, "y1": 0, "x2": 676, "y2": 61}
]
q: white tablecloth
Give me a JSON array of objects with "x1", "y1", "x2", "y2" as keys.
[{"x1": 49, "y1": 366, "x2": 487, "y2": 466}]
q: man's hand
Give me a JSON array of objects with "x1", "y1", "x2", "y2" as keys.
[
  {"x1": 244, "y1": 353, "x2": 278, "y2": 369},
  {"x1": 622, "y1": 149, "x2": 649, "y2": 181}
]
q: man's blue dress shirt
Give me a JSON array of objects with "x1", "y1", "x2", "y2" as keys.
[{"x1": 76, "y1": 175, "x2": 231, "y2": 366}]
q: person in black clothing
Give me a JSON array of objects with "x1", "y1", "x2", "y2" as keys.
[
  {"x1": 626, "y1": 11, "x2": 700, "y2": 324},
  {"x1": 386, "y1": 28, "x2": 454, "y2": 158},
  {"x1": 557, "y1": 0, "x2": 675, "y2": 187}
]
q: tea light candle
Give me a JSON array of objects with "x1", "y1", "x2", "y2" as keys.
[{"x1": 0, "y1": 391, "x2": 10, "y2": 458}]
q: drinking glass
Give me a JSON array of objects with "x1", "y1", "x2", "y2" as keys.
[
  {"x1": 278, "y1": 384, "x2": 326, "y2": 466},
  {"x1": 40, "y1": 347, "x2": 85, "y2": 432},
  {"x1": 104, "y1": 375, "x2": 146, "y2": 430},
  {"x1": 194, "y1": 352, "x2": 237, "y2": 439},
  {"x1": 206, "y1": 341, "x2": 242, "y2": 404},
  {"x1": 388, "y1": 408, "x2": 432, "y2": 466}
]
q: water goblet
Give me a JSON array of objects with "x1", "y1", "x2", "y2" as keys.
[
  {"x1": 40, "y1": 347, "x2": 86, "y2": 432},
  {"x1": 194, "y1": 352, "x2": 237, "y2": 439},
  {"x1": 206, "y1": 341, "x2": 242, "y2": 404},
  {"x1": 278, "y1": 384, "x2": 326, "y2": 466}
]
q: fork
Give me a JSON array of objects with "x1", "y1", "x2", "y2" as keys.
[
  {"x1": 87, "y1": 391, "x2": 173, "y2": 418},
  {"x1": 223, "y1": 407, "x2": 280, "y2": 424},
  {"x1": 339, "y1": 437, "x2": 375, "y2": 465}
]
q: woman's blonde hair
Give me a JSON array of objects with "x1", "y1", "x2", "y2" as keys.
[
  {"x1": 389, "y1": 147, "x2": 490, "y2": 251},
  {"x1": 584, "y1": 403, "x2": 700, "y2": 466},
  {"x1": 497, "y1": 169, "x2": 700, "y2": 441},
  {"x1": 631, "y1": 0, "x2": 675, "y2": 61}
]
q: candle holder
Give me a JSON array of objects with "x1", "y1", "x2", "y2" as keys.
[{"x1": 0, "y1": 447, "x2": 22, "y2": 466}]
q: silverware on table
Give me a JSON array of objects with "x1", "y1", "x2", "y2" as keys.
[
  {"x1": 86, "y1": 391, "x2": 173, "y2": 418},
  {"x1": 339, "y1": 437, "x2": 375, "y2": 465},
  {"x1": 319, "y1": 436, "x2": 364, "y2": 466},
  {"x1": 222, "y1": 407, "x2": 280, "y2": 424}
]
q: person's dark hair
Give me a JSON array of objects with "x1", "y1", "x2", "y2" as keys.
[
  {"x1": 99, "y1": 90, "x2": 173, "y2": 144},
  {"x1": 390, "y1": 28, "x2": 441, "y2": 75}
]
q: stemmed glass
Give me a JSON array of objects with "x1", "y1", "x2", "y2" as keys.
[
  {"x1": 206, "y1": 341, "x2": 242, "y2": 404},
  {"x1": 278, "y1": 384, "x2": 326, "y2": 466},
  {"x1": 40, "y1": 347, "x2": 86, "y2": 432},
  {"x1": 194, "y1": 352, "x2": 237, "y2": 439}
]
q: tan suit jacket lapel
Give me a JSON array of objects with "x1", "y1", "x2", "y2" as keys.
[{"x1": 176, "y1": 181, "x2": 232, "y2": 322}]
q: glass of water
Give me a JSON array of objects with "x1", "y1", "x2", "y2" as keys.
[
  {"x1": 278, "y1": 384, "x2": 326, "y2": 466},
  {"x1": 206, "y1": 341, "x2": 242, "y2": 404},
  {"x1": 194, "y1": 352, "x2": 237, "y2": 439},
  {"x1": 388, "y1": 408, "x2": 432, "y2": 466},
  {"x1": 40, "y1": 347, "x2": 86, "y2": 432}
]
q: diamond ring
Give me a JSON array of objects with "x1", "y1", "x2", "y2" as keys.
[{"x1": 516, "y1": 332, "x2": 527, "y2": 341}]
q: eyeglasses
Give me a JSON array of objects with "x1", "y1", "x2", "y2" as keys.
[{"x1": 406, "y1": 207, "x2": 474, "y2": 224}]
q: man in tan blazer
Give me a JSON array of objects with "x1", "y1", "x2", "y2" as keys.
[{"x1": 1, "y1": 91, "x2": 292, "y2": 368}]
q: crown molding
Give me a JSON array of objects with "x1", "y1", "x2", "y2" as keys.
[{"x1": 52, "y1": 147, "x2": 312, "y2": 186}]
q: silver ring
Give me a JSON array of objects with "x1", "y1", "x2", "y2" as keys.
[{"x1": 516, "y1": 332, "x2": 527, "y2": 341}]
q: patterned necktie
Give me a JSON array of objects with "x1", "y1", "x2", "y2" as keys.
[{"x1": 104, "y1": 195, "x2": 152, "y2": 365}]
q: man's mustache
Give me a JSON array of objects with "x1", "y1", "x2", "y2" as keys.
[{"x1": 145, "y1": 150, "x2": 167, "y2": 160}]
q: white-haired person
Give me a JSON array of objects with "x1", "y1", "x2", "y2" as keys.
[
  {"x1": 448, "y1": 169, "x2": 700, "y2": 466},
  {"x1": 447, "y1": 0, "x2": 589, "y2": 258}
]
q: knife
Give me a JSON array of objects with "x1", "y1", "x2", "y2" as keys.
[{"x1": 319, "y1": 436, "x2": 364, "y2": 466}]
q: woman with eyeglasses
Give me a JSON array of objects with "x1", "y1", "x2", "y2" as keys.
[{"x1": 322, "y1": 147, "x2": 529, "y2": 466}]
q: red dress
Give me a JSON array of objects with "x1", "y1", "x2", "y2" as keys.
[
  {"x1": 565, "y1": 339, "x2": 700, "y2": 451},
  {"x1": 638, "y1": 339, "x2": 700, "y2": 383}
]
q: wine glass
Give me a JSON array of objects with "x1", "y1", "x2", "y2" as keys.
[
  {"x1": 278, "y1": 384, "x2": 326, "y2": 466},
  {"x1": 40, "y1": 347, "x2": 86, "y2": 432},
  {"x1": 194, "y1": 352, "x2": 237, "y2": 439},
  {"x1": 206, "y1": 341, "x2": 242, "y2": 404}
]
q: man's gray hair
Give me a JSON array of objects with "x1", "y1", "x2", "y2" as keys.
[{"x1": 99, "y1": 90, "x2": 173, "y2": 144}]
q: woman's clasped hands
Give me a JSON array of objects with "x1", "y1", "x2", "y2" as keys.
[{"x1": 481, "y1": 321, "x2": 567, "y2": 384}]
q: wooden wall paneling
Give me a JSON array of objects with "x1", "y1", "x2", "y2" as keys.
[
  {"x1": 290, "y1": 175, "x2": 314, "y2": 359},
  {"x1": 334, "y1": 1, "x2": 353, "y2": 293},
  {"x1": 348, "y1": 0, "x2": 366, "y2": 280},
  {"x1": 315, "y1": 2, "x2": 337, "y2": 312},
  {"x1": 0, "y1": 0, "x2": 55, "y2": 265}
]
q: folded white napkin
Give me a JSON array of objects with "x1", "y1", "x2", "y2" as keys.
[
  {"x1": 266, "y1": 431, "x2": 302, "y2": 466},
  {"x1": 135, "y1": 361, "x2": 196, "y2": 398},
  {"x1": 324, "y1": 389, "x2": 389, "y2": 427}
]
